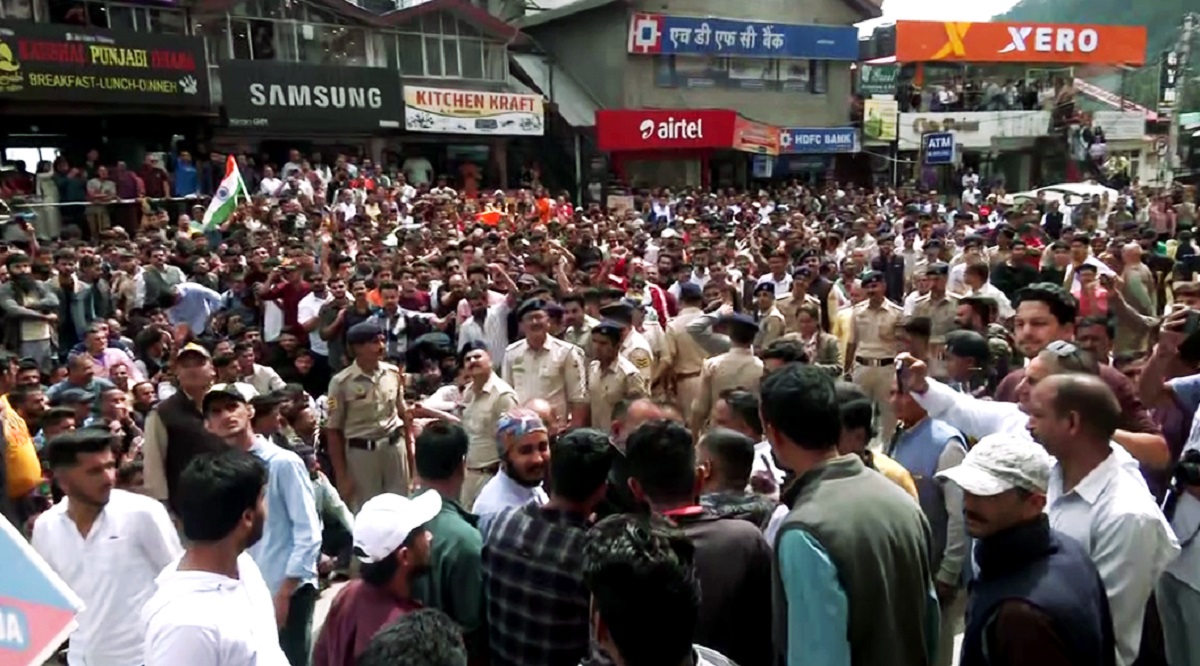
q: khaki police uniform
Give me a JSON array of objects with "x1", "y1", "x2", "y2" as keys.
[
  {"x1": 691, "y1": 348, "x2": 764, "y2": 434},
  {"x1": 326, "y1": 360, "x2": 409, "y2": 510},
  {"x1": 777, "y1": 292, "x2": 824, "y2": 333},
  {"x1": 755, "y1": 305, "x2": 787, "y2": 350},
  {"x1": 910, "y1": 292, "x2": 961, "y2": 379},
  {"x1": 561, "y1": 314, "x2": 600, "y2": 360},
  {"x1": 620, "y1": 329, "x2": 656, "y2": 386},
  {"x1": 662, "y1": 306, "x2": 708, "y2": 423},
  {"x1": 848, "y1": 299, "x2": 904, "y2": 441},
  {"x1": 588, "y1": 355, "x2": 650, "y2": 432},
  {"x1": 459, "y1": 372, "x2": 519, "y2": 511},
  {"x1": 501, "y1": 336, "x2": 587, "y2": 430}
]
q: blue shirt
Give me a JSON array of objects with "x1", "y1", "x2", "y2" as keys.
[
  {"x1": 174, "y1": 161, "x2": 198, "y2": 196},
  {"x1": 247, "y1": 435, "x2": 321, "y2": 595},
  {"x1": 168, "y1": 282, "x2": 223, "y2": 335}
]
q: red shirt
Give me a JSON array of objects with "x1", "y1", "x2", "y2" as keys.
[
  {"x1": 312, "y1": 580, "x2": 421, "y2": 666},
  {"x1": 262, "y1": 280, "x2": 312, "y2": 328}
]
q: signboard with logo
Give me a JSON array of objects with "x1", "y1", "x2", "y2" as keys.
[
  {"x1": 596, "y1": 109, "x2": 780, "y2": 154},
  {"x1": 780, "y1": 127, "x2": 858, "y2": 154},
  {"x1": 221, "y1": 61, "x2": 402, "y2": 132},
  {"x1": 863, "y1": 99, "x2": 899, "y2": 142},
  {"x1": 898, "y1": 111, "x2": 1051, "y2": 149},
  {"x1": 0, "y1": 20, "x2": 209, "y2": 107},
  {"x1": 0, "y1": 514, "x2": 84, "y2": 666},
  {"x1": 404, "y1": 85, "x2": 544, "y2": 136},
  {"x1": 922, "y1": 132, "x2": 956, "y2": 165},
  {"x1": 895, "y1": 21, "x2": 1147, "y2": 66},
  {"x1": 1090, "y1": 110, "x2": 1145, "y2": 141},
  {"x1": 858, "y1": 64, "x2": 899, "y2": 96},
  {"x1": 628, "y1": 13, "x2": 858, "y2": 61},
  {"x1": 1160, "y1": 50, "x2": 1180, "y2": 115}
]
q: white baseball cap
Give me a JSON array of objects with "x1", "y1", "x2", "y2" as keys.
[
  {"x1": 353, "y1": 491, "x2": 441, "y2": 564},
  {"x1": 936, "y1": 434, "x2": 1052, "y2": 496}
]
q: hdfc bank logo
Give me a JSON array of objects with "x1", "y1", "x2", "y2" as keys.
[{"x1": 639, "y1": 117, "x2": 704, "y2": 141}]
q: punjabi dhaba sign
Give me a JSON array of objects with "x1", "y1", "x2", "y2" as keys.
[
  {"x1": 0, "y1": 20, "x2": 210, "y2": 107},
  {"x1": 404, "y1": 85, "x2": 544, "y2": 136}
]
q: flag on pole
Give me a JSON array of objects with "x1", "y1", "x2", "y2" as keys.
[{"x1": 197, "y1": 155, "x2": 247, "y2": 233}]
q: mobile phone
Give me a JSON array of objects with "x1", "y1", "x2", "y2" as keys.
[{"x1": 896, "y1": 363, "x2": 908, "y2": 393}]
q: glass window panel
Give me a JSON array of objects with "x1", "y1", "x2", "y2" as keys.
[
  {"x1": 0, "y1": 0, "x2": 34, "y2": 20},
  {"x1": 483, "y1": 43, "x2": 505, "y2": 82},
  {"x1": 367, "y1": 32, "x2": 390, "y2": 68},
  {"x1": 442, "y1": 38, "x2": 459, "y2": 77},
  {"x1": 249, "y1": 19, "x2": 278, "y2": 60},
  {"x1": 398, "y1": 33, "x2": 424, "y2": 75},
  {"x1": 147, "y1": 8, "x2": 187, "y2": 34},
  {"x1": 460, "y1": 38, "x2": 483, "y2": 80},
  {"x1": 273, "y1": 21, "x2": 299, "y2": 61},
  {"x1": 105, "y1": 5, "x2": 136, "y2": 30},
  {"x1": 424, "y1": 35, "x2": 442, "y2": 76},
  {"x1": 231, "y1": 18, "x2": 254, "y2": 60},
  {"x1": 421, "y1": 12, "x2": 441, "y2": 35},
  {"x1": 456, "y1": 19, "x2": 479, "y2": 38},
  {"x1": 810, "y1": 60, "x2": 827, "y2": 94},
  {"x1": 197, "y1": 18, "x2": 230, "y2": 62}
]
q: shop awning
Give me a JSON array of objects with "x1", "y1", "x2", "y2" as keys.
[{"x1": 511, "y1": 53, "x2": 600, "y2": 128}]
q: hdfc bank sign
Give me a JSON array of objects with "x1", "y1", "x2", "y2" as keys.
[{"x1": 597, "y1": 109, "x2": 740, "y2": 152}]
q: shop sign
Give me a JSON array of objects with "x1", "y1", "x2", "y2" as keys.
[
  {"x1": 404, "y1": 85, "x2": 544, "y2": 136},
  {"x1": 628, "y1": 13, "x2": 858, "y2": 61},
  {"x1": 895, "y1": 20, "x2": 1147, "y2": 66},
  {"x1": 221, "y1": 61, "x2": 402, "y2": 132},
  {"x1": 898, "y1": 111, "x2": 1051, "y2": 149},
  {"x1": 858, "y1": 64, "x2": 899, "y2": 96},
  {"x1": 0, "y1": 20, "x2": 209, "y2": 107},
  {"x1": 780, "y1": 127, "x2": 858, "y2": 154},
  {"x1": 597, "y1": 109, "x2": 737, "y2": 151},
  {"x1": 922, "y1": 132, "x2": 956, "y2": 165},
  {"x1": 733, "y1": 116, "x2": 780, "y2": 156},
  {"x1": 1160, "y1": 50, "x2": 1180, "y2": 115},
  {"x1": 1090, "y1": 110, "x2": 1145, "y2": 141},
  {"x1": 863, "y1": 99, "x2": 899, "y2": 142}
]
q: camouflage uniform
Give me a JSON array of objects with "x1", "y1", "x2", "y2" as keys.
[{"x1": 986, "y1": 322, "x2": 1019, "y2": 381}]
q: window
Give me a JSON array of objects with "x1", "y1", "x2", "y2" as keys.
[
  {"x1": 398, "y1": 32, "x2": 424, "y2": 76},
  {"x1": 0, "y1": 0, "x2": 33, "y2": 20},
  {"x1": 441, "y1": 38, "x2": 459, "y2": 77},
  {"x1": 655, "y1": 56, "x2": 828, "y2": 94},
  {"x1": 148, "y1": 8, "x2": 187, "y2": 35},
  {"x1": 45, "y1": 1, "x2": 187, "y2": 33},
  {"x1": 460, "y1": 38, "x2": 483, "y2": 80},
  {"x1": 299, "y1": 25, "x2": 367, "y2": 66},
  {"x1": 105, "y1": 5, "x2": 135, "y2": 30}
]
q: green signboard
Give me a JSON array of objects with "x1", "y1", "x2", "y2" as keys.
[{"x1": 858, "y1": 64, "x2": 898, "y2": 96}]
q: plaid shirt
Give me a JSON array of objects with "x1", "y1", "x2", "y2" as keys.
[{"x1": 482, "y1": 502, "x2": 591, "y2": 666}]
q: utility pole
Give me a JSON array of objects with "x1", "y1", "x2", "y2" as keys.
[{"x1": 1167, "y1": 13, "x2": 1196, "y2": 182}]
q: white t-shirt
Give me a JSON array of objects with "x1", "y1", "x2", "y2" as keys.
[
  {"x1": 402, "y1": 157, "x2": 434, "y2": 185},
  {"x1": 297, "y1": 291, "x2": 332, "y2": 356},
  {"x1": 142, "y1": 553, "x2": 288, "y2": 666},
  {"x1": 32, "y1": 490, "x2": 183, "y2": 666}
]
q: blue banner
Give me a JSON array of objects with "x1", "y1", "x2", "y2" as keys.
[
  {"x1": 629, "y1": 13, "x2": 859, "y2": 61},
  {"x1": 780, "y1": 127, "x2": 858, "y2": 154},
  {"x1": 923, "y1": 132, "x2": 956, "y2": 165}
]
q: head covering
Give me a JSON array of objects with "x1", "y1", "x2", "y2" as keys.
[
  {"x1": 495, "y1": 407, "x2": 547, "y2": 456},
  {"x1": 945, "y1": 330, "x2": 990, "y2": 365},
  {"x1": 346, "y1": 321, "x2": 385, "y2": 346},
  {"x1": 936, "y1": 433, "x2": 1052, "y2": 495},
  {"x1": 860, "y1": 270, "x2": 885, "y2": 286},
  {"x1": 716, "y1": 312, "x2": 759, "y2": 338},
  {"x1": 592, "y1": 320, "x2": 624, "y2": 343},
  {"x1": 202, "y1": 382, "x2": 259, "y2": 414},
  {"x1": 352, "y1": 491, "x2": 442, "y2": 564},
  {"x1": 516, "y1": 298, "x2": 549, "y2": 320},
  {"x1": 753, "y1": 282, "x2": 777, "y2": 297},
  {"x1": 678, "y1": 283, "x2": 703, "y2": 301},
  {"x1": 925, "y1": 262, "x2": 950, "y2": 277},
  {"x1": 52, "y1": 387, "x2": 95, "y2": 406},
  {"x1": 598, "y1": 301, "x2": 635, "y2": 327}
]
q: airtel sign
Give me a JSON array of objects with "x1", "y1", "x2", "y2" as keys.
[{"x1": 597, "y1": 109, "x2": 744, "y2": 152}]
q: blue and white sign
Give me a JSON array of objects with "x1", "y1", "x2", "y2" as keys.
[
  {"x1": 628, "y1": 13, "x2": 859, "y2": 61},
  {"x1": 780, "y1": 127, "x2": 858, "y2": 154},
  {"x1": 922, "y1": 132, "x2": 957, "y2": 165}
]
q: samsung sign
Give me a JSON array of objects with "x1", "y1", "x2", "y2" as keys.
[{"x1": 221, "y1": 61, "x2": 401, "y2": 132}]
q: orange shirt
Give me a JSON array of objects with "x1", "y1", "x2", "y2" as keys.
[{"x1": 2, "y1": 394, "x2": 42, "y2": 499}]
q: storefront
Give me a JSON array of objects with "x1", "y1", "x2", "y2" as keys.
[
  {"x1": 777, "y1": 127, "x2": 858, "y2": 184},
  {"x1": 0, "y1": 19, "x2": 213, "y2": 167},
  {"x1": 215, "y1": 61, "x2": 404, "y2": 168},
  {"x1": 595, "y1": 109, "x2": 780, "y2": 189},
  {"x1": 401, "y1": 84, "x2": 545, "y2": 193},
  {"x1": 896, "y1": 110, "x2": 1053, "y2": 191}
]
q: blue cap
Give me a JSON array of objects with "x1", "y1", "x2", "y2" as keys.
[
  {"x1": 716, "y1": 312, "x2": 759, "y2": 337},
  {"x1": 678, "y1": 283, "x2": 703, "y2": 300},
  {"x1": 598, "y1": 302, "x2": 635, "y2": 327},
  {"x1": 346, "y1": 321, "x2": 385, "y2": 345},
  {"x1": 860, "y1": 270, "x2": 885, "y2": 286}
]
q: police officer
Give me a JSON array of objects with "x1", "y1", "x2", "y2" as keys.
[
  {"x1": 843, "y1": 270, "x2": 904, "y2": 441},
  {"x1": 325, "y1": 321, "x2": 413, "y2": 510},
  {"x1": 599, "y1": 300, "x2": 655, "y2": 386},
  {"x1": 588, "y1": 321, "x2": 650, "y2": 431},
  {"x1": 662, "y1": 283, "x2": 709, "y2": 424},
  {"x1": 776, "y1": 267, "x2": 824, "y2": 333},
  {"x1": 501, "y1": 298, "x2": 589, "y2": 430},
  {"x1": 690, "y1": 312, "x2": 764, "y2": 436},
  {"x1": 910, "y1": 262, "x2": 961, "y2": 380},
  {"x1": 752, "y1": 282, "x2": 787, "y2": 350}
]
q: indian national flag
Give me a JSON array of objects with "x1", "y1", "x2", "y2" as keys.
[{"x1": 197, "y1": 155, "x2": 248, "y2": 233}]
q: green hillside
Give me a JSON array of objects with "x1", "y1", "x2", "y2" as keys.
[{"x1": 997, "y1": 0, "x2": 1192, "y2": 108}]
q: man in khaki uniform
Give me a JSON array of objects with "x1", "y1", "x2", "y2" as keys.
[
  {"x1": 752, "y1": 282, "x2": 787, "y2": 349},
  {"x1": 691, "y1": 313, "x2": 764, "y2": 436},
  {"x1": 777, "y1": 267, "x2": 825, "y2": 333},
  {"x1": 458, "y1": 340, "x2": 519, "y2": 511},
  {"x1": 502, "y1": 298, "x2": 589, "y2": 430},
  {"x1": 909, "y1": 262, "x2": 961, "y2": 380},
  {"x1": 588, "y1": 321, "x2": 650, "y2": 431},
  {"x1": 560, "y1": 292, "x2": 599, "y2": 360},
  {"x1": 662, "y1": 284, "x2": 708, "y2": 423},
  {"x1": 843, "y1": 270, "x2": 904, "y2": 440},
  {"x1": 325, "y1": 320, "x2": 413, "y2": 510},
  {"x1": 599, "y1": 301, "x2": 655, "y2": 386}
]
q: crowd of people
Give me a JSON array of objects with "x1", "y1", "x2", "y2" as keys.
[{"x1": 2, "y1": 147, "x2": 1200, "y2": 666}]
